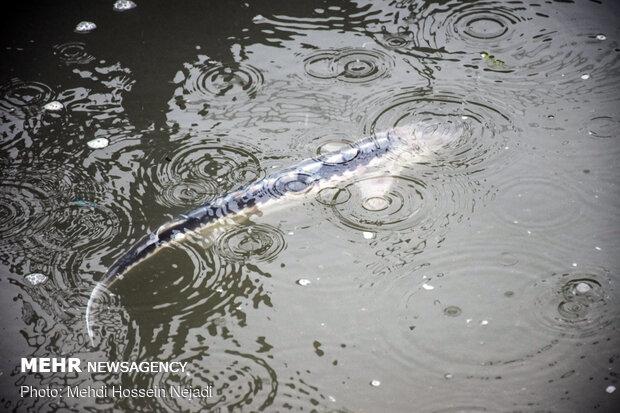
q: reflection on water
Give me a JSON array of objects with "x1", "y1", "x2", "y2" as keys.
[{"x1": 1, "y1": 0, "x2": 619, "y2": 411}]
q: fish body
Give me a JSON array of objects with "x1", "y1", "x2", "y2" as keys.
[{"x1": 86, "y1": 122, "x2": 460, "y2": 342}]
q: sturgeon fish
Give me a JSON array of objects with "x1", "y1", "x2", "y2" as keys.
[{"x1": 85, "y1": 121, "x2": 462, "y2": 342}]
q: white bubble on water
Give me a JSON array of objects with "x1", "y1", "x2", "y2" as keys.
[
  {"x1": 87, "y1": 137, "x2": 109, "y2": 149},
  {"x1": 25, "y1": 273, "x2": 48, "y2": 285},
  {"x1": 113, "y1": 0, "x2": 137, "y2": 12},
  {"x1": 43, "y1": 101, "x2": 63, "y2": 111},
  {"x1": 575, "y1": 282, "x2": 592, "y2": 294},
  {"x1": 75, "y1": 21, "x2": 97, "y2": 33}
]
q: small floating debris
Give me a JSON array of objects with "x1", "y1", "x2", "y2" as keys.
[
  {"x1": 43, "y1": 101, "x2": 64, "y2": 111},
  {"x1": 75, "y1": 21, "x2": 97, "y2": 34},
  {"x1": 113, "y1": 0, "x2": 137, "y2": 12},
  {"x1": 370, "y1": 379, "x2": 381, "y2": 387},
  {"x1": 362, "y1": 231, "x2": 375, "y2": 240},
  {"x1": 296, "y1": 278, "x2": 311, "y2": 286},
  {"x1": 444, "y1": 373, "x2": 453, "y2": 379},
  {"x1": 72, "y1": 199, "x2": 97, "y2": 208},
  {"x1": 581, "y1": 74, "x2": 590, "y2": 80},
  {"x1": 422, "y1": 283, "x2": 434, "y2": 290},
  {"x1": 575, "y1": 282, "x2": 592, "y2": 294},
  {"x1": 596, "y1": 34, "x2": 606, "y2": 41},
  {"x1": 607, "y1": 385, "x2": 616, "y2": 394},
  {"x1": 480, "y1": 320, "x2": 489, "y2": 326},
  {"x1": 480, "y1": 51, "x2": 506, "y2": 69},
  {"x1": 87, "y1": 137, "x2": 109, "y2": 149},
  {"x1": 25, "y1": 273, "x2": 48, "y2": 286}
]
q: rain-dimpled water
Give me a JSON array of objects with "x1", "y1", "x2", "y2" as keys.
[{"x1": 0, "y1": 1, "x2": 618, "y2": 412}]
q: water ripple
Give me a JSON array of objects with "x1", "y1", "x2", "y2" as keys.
[
  {"x1": 148, "y1": 141, "x2": 263, "y2": 209},
  {"x1": 586, "y1": 115, "x2": 619, "y2": 139},
  {"x1": 215, "y1": 223, "x2": 286, "y2": 263},
  {"x1": 53, "y1": 42, "x2": 95, "y2": 65},
  {"x1": 252, "y1": 6, "x2": 384, "y2": 37},
  {"x1": 0, "y1": 78, "x2": 54, "y2": 118},
  {"x1": 0, "y1": 182, "x2": 51, "y2": 244},
  {"x1": 414, "y1": 0, "x2": 526, "y2": 48},
  {"x1": 304, "y1": 48, "x2": 394, "y2": 83},
  {"x1": 362, "y1": 86, "x2": 519, "y2": 175},
  {"x1": 156, "y1": 350, "x2": 277, "y2": 412},
  {"x1": 523, "y1": 267, "x2": 617, "y2": 340},
  {"x1": 175, "y1": 58, "x2": 264, "y2": 109},
  {"x1": 330, "y1": 175, "x2": 427, "y2": 232}
]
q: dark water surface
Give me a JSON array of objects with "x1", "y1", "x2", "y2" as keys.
[{"x1": 1, "y1": 0, "x2": 619, "y2": 411}]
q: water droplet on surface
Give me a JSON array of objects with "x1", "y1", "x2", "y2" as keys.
[
  {"x1": 362, "y1": 196, "x2": 390, "y2": 211},
  {"x1": 74, "y1": 21, "x2": 96, "y2": 33},
  {"x1": 113, "y1": 0, "x2": 137, "y2": 12},
  {"x1": 444, "y1": 306, "x2": 462, "y2": 317},
  {"x1": 43, "y1": 101, "x2": 63, "y2": 111},
  {"x1": 87, "y1": 137, "x2": 109, "y2": 149},
  {"x1": 25, "y1": 273, "x2": 48, "y2": 285},
  {"x1": 370, "y1": 379, "x2": 381, "y2": 387},
  {"x1": 297, "y1": 278, "x2": 311, "y2": 286}
]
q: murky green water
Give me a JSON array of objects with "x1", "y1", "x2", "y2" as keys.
[{"x1": 1, "y1": 0, "x2": 619, "y2": 411}]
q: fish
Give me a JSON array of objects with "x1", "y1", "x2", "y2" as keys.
[{"x1": 85, "y1": 120, "x2": 463, "y2": 343}]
